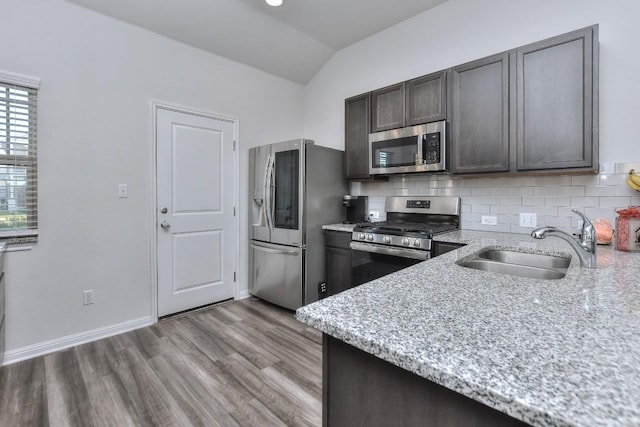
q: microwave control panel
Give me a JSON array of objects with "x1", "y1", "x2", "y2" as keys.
[{"x1": 422, "y1": 133, "x2": 441, "y2": 164}]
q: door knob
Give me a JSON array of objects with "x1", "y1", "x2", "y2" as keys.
[
  {"x1": 160, "y1": 221, "x2": 171, "y2": 229},
  {"x1": 160, "y1": 207, "x2": 168, "y2": 214}
]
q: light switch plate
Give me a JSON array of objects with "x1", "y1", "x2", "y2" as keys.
[{"x1": 519, "y1": 213, "x2": 537, "y2": 228}]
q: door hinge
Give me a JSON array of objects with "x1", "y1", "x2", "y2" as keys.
[
  {"x1": 233, "y1": 140, "x2": 236, "y2": 151},
  {"x1": 233, "y1": 206, "x2": 236, "y2": 216},
  {"x1": 233, "y1": 271, "x2": 237, "y2": 282}
]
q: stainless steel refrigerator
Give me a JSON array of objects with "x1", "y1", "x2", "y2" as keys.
[{"x1": 249, "y1": 139, "x2": 348, "y2": 310}]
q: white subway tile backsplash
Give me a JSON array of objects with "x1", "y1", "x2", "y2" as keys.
[
  {"x1": 472, "y1": 204, "x2": 492, "y2": 214},
  {"x1": 615, "y1": 185, "x2": 640, "y2": 197},
  {"x1": 542, "y1": 176, "x2": 573, "y2": 186},
  {"x1": 571, "y1": 175, "x2": 599, "y2": 186},
  {"x1": 599, "y1": 196, "x2": 631, "y2": 208},
  {"x1": 599, "y1": 174, "x2": 627, "y2": 186},
  {"x1": 542, "y1": 215, "x2": 571, "y2": 228},
  {"x1": 508, "y1": 187, "x2": 534, "y2": 196},
  {"x1": 585, "y1": 186, "x2": 614, "y2": 197},
  {"x1": 558, "y1": 186, "x2": 586, "y2": 197},
  {"x1": 533, "y1": 186, "x2": 560, "y2": 197},
  {"x1": 535, "y1": 206, "x2": 558, "y2": 216},
  {"x1": 421, "y1": 188, "x2": 438, "y2": 196},
  {"x1": 544, "y1": 196, "x2": 571, "y2": 207},
  {"x1": 491, "y1": 205, "x2": 511, "y2": 215},
  {"x1": 522, "y1": 196, "x2": 545, "y2": 206},
  {"x1": 614, "y1": 162, "x2": 640, "y2": 174},
  {"x1": 570, "y1": 197, "x2": 600, "y2": 207},
  {"x1": 356, "y1": 163, "x2": 639, "y2": 234},
  {"x1": 499, "y1": 196, "x2": 522, "y2": 206}
]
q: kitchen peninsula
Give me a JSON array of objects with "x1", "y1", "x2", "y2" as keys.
[{"x1": 296, "y1": 230, "x2": 640, "y2": 427}]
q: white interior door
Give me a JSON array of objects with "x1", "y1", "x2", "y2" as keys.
[{"x1": 156, "y1": 107, "x2": 236, "y2": 317}]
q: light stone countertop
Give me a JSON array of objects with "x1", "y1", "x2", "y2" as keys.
[
  {"x1": 296, "y1": 229, "x2": 640, "y2": 427},
  {"x1": 322, "y1": 223, "x2": 356, "y2": 233}
]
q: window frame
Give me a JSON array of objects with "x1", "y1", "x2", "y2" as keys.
[{"x1": 0, "y1": 70, "x2": 40, "y2": 243}]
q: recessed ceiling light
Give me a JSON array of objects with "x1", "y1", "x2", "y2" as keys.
[{"x1": 266, "y1": 0, "x2": 283, "y2": 6}]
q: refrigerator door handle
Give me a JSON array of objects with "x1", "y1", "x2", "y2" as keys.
[
  {"x1": 250, "y1": 242, "x2": 299, "y2": 255},
  {"x1": 265, "y1": 154, "x2": 275, "y2": 232}
]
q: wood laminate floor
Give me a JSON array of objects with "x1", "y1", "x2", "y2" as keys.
[{"x1": 0, "y1": 298, "x2": 322, "y2": 427}]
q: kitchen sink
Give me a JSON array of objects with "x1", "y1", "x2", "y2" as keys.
[
  {"x1": 458, "y1": 248, "x2": 571, "y2": 280},
  {"x1": 477, "y1": 249, "x2": 571, "y2": 269}
]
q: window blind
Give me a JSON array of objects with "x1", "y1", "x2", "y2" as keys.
[{"x1": 0, "y1": 76, "x2": 38, "y2": 240}]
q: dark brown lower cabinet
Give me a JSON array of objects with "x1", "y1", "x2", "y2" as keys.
[
  {"x1": 323, "y1": 335, "x2": 528, "y2": 427},
  {"x1": 324, "y1": 230, "x2": 352, "y2": 297},
  {"x1": 433, "y1": 241, "x2": 466, "y2": 257}
]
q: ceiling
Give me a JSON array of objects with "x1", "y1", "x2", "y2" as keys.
[{"x1": 65, "y1": 0, "x2": 449, "y2": 84}]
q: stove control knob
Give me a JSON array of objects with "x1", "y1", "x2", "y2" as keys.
[
  {"x1": 359, "y1": 233, "x2": 366, "y2": 240},
  {"x1": 366, "y1": 234, "x2": 374, "y2": 241},
  {"x1": 383, "y1": 236, "x2": 391, "y2": 244},
  {"x1": 402, "y1": 238, "x2": 410, "y2": 246},
  {"x1": 413, "y1": 239, "x2": 421, "y2": 248}
]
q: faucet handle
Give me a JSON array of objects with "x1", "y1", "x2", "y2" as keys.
[
  {"x1": 571, "y1": 209, "x2": 595, "y2": 244},
  {"x1": 571, "y1": 209, "x2": 593, "y2": 227}
]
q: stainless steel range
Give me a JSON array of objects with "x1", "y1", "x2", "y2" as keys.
[{"x1": 350, "y1": 196, "x2": 461, "y2": 286}]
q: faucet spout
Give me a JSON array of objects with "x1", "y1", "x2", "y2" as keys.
[{"x1": 530, "y1": 210, "x2": 597, "y2": 269}]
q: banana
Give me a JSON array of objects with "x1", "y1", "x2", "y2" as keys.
[{"x1": 626, "y1": 169, "x2": 640, "y2": 191}]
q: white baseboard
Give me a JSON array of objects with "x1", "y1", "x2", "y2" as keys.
[
  {"x1": 237, "y1": 289, "x2": 251, "y2": 300},
  {"x1": 2, "y1": 316, "x2": 155, "y2": 366}
]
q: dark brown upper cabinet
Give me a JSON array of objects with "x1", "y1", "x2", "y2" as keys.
[
  {"x1": 345, "y1": 93, "x2": 372, "y2": 180},
  {"x1": 449, "y1": 53, "x2": 511, "y2": 174},
  {"x1": 516, "y1": 26, "x2": 597, "y2": 171},
  {"x1": 405, "y1": 72, "x2": 447, "y2": 126},
  {"x1": 370, "y1": 71, "x2": 447, "y2": 133},
  {"x1": 371, "y1": 83, "x2": 405, "y2": 132},
  {"x1": 449, "y1": 25, "x2": 598, "y2": 175}
]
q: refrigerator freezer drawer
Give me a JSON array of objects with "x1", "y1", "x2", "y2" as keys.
[{"x1": 250, "y1": 241, "x2": 304, "y2": 310}]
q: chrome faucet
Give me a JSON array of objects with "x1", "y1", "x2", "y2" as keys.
[{"x1": 531, "y1": 209, "x2": 597, "y2": 269}]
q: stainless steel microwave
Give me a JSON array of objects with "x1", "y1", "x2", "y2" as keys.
[{"x1": 369, "y1": 121, "x2": 447, "y2": 175}]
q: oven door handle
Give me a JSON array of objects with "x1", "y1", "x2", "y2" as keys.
[{"x1": 350, "y1": 241, "x2": 429, "y2": 260}]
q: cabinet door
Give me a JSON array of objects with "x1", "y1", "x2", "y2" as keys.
[
  {"x1": 371, "y1": 83, "x2": 405, "y2": 132},
  {"x1": 345, "y1": 94, "x2": 371, "y2": 180},
  {"x1": 450, "y1": 53, "x2": 511, "y2": 174},
  {"x1": 516, "y1": 26, "x2": 597, "y2": 171},
  {"x1": 405, "y1": 71, "x2": 446, "y2": 126},
  {"x1": 325, "y1": 231, "x2": 352, "y2": 296},
  {"x1": 433, "y1": 242, "x2": 465, "y2": 257}
]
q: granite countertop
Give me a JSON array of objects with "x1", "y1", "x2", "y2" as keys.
[
  {"x1": 296, "y1": 230, "x2": 640, "y2": 427},
  {"x1": 322, "y1": 223, "x2": 356, "y2": 232}
]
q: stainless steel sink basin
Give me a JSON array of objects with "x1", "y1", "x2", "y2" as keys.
[
  {"x1": 477, "y1": 249, "x2": 571, "y2": 269},
  {"x1": 458, "y1": 248, "x2": 571, "y2": 280}
]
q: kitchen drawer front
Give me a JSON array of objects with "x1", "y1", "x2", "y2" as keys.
[{"x1": 324, "y1": 230, "x2": 352, "y2": 248}]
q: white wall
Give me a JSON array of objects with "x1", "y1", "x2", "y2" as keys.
[
  {"x1": 1, "y1": 0, "x2": 305, "y2": 357},
  {"x1": 304, "y1": 0, "x2": 640, "y2": 163}
]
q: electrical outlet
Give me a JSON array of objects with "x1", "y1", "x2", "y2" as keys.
[
  {"x1": 118, "y1": 184, "x2": 128, "y2": 198},
  {"x1": 83, "y1": 290, "x2": 95, "y2": 305},
  {"x1": 481, "y1": 215, "x2": 497, "y2": 225},
  {"x1": 368, "y1": 210, "x2": 380, "y2": 220},
  {"x1": 519, "y1": 213, "x2": 537, "y2": 228}
]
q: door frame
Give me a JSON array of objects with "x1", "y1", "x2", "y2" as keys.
[{"x1": 149, "y1": 100, "x2": 240, "y2": 321}]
